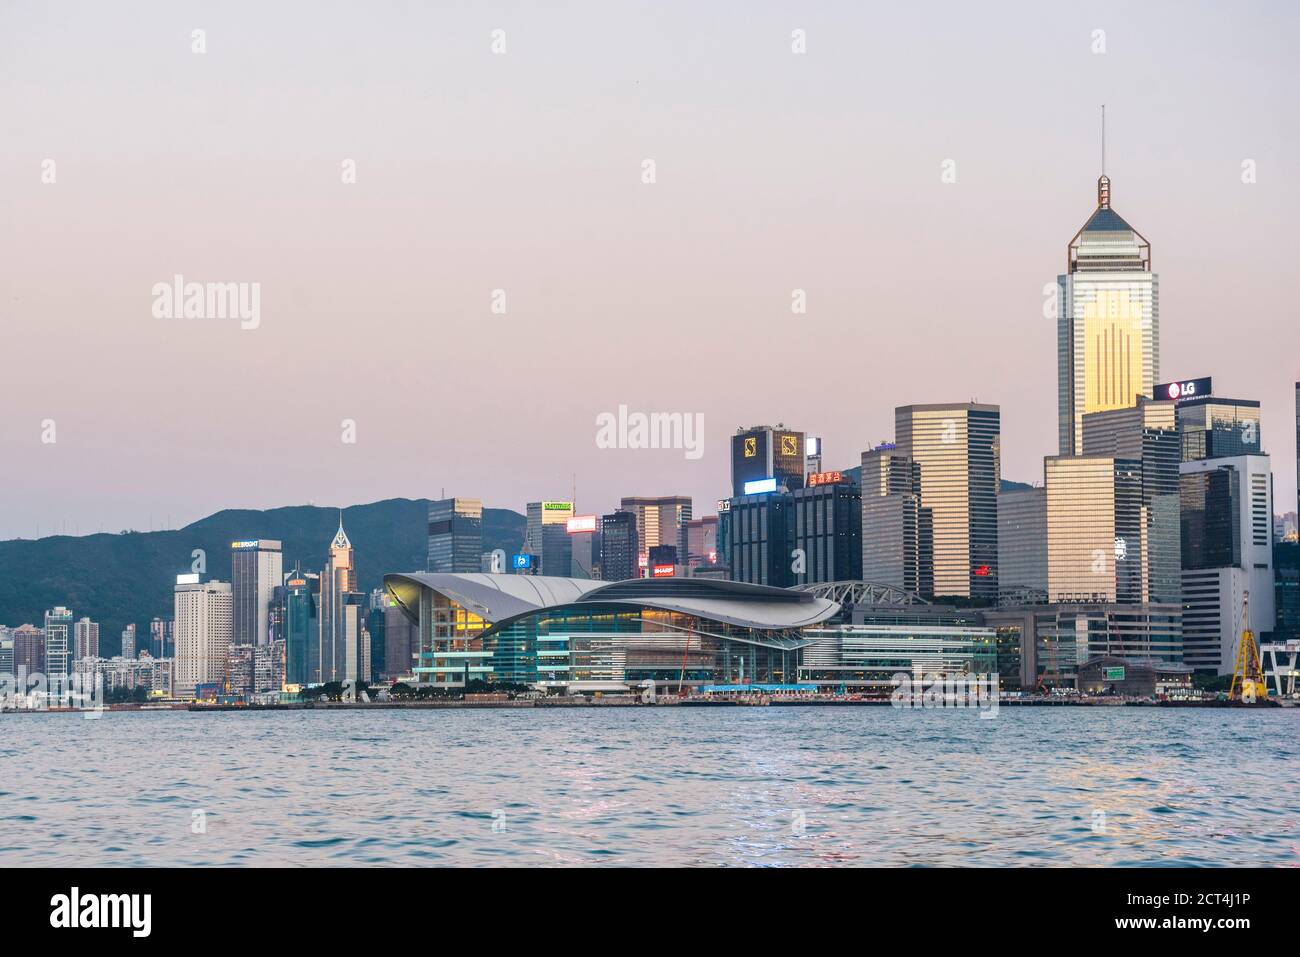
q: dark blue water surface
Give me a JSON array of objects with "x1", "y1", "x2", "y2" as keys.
[{"x1": 2, "y1": 707, "x2": 1297, "y2": 866}]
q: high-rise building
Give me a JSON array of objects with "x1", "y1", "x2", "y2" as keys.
[
  {"x1": 524, "y1": 501, "x2": 574, "y2": 572},
  {"x1": 1082, "y1": 397, "x2": 1182, "y2": 606},
  {"x1": 1058, "y1": 174, "x2": 1158, "y2": 456},
  {"x1": 1180, "y1": 454, "x2": 1274, "y2": 674},
  {"x1": 895, "y1": 403, "x2": 1000, "y2": 599},
  {"x1": 731, "y1": 425, "x2": 808, "y2": 497},
  {"x1": 618, "y1": 495, "x2": 692, "y2": 567},
  {"x1": 860, "y1": 447, "x2": 929, "y2": 595},
  {"x1": 684, "y1": 516, "x2": 719, "y2": 568},
  {"x1": 120, "y1": 623, "x2": 136, "y2": 659},
  {"x1": 1176, "y1": 396, "x2": 1261, "y2": 463},
  {"x1": 367, "y1": 588, "x2": 387, "y2": 679},
  {"x1": 565, "y1": 515, "x2": 599, "y2": 578},
  {"x1": 427, "y1": 497, "x2": 483, "y2": 573},
  {"x1": 599, "y1": 511, "x2": 639, "y2": 581},
  {"x1": 173, "y1": 578, "x2": 233, "y2": 698},
  {"x1": 998, "y1": 487, "x2": 1047, "y2": 596},
  {"x1": 149, "y1": 617, "x2": 174, "y2": 658},
  {"x1": 790, "y1": 479, "x2": 862, "y2": 585},
  {"x1": 43, "y1": 607, "x2": 74, "y2": 676},
  {"x1": 230, "y1": 539, "x2": 283, "y2": 647},
  {"x1": 714, "y1": 500, "x2": 732, "y2": 575},
  {"x1": 74, "y1": 616, "x2": 100, "y2": 660},
  {"x1": 1046, "y1": 456, "x2": 1144, "y2": 604},
  {"x1": 12, "y1": 624, "x2": 44, "y2": 675},
  {"x1": 0, "y1": 633, "x2": 12, "y2": 677},
  {"x1": 729, "y1": 489, "x2": 794, "y2": 586},
  {"x1": 284, "y1": 566, "x2": 319, "y2": 686},
  {"x1": 319, "y1": 514, "x2": 366, "y2": 683},
  {"x1": 383, "y1": 596, "x2": 416, "y2": 679},
  {"x1": 538, "y1": 523, "x2": 573, "y2": 577}
]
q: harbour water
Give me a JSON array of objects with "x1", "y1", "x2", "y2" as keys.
[{"x1": 2, "y1": 707, "x2": 1297, "y2": 867}]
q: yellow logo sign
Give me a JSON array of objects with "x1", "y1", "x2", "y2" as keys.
[
  {"x1": 780, "y1": 434, "x2": 798, "y2": 456},
  {"x1": 743, "y1": 437, "x2": 757, "y2": 458}
]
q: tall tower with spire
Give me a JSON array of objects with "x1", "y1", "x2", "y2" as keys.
[
  {"x1": 318, "y1": 511, "x2": 368, "y2": 683},
  {"x1": 1057, "y1": 112, "x2": 1159, "y2": 455}
]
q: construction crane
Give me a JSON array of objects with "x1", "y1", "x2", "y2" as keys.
[{"x1": 1229, "y1": 591, "x2": 1268, "y2": 703}]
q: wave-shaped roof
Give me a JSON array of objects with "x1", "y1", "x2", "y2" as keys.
[{"x1": 383, "y1": 572, "x2": 841, "y2": 632}]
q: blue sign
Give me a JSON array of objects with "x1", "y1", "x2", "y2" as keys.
[
  {"x1": 743, "y1": 477, "x2": 778, "y2": 495},
  {"x1": 511, "y1": 554, "x2": 532, "y2": 569}
]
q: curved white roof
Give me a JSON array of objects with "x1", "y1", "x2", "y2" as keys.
[{"x1": 383, "y1": 572, "x2": 840, "y2": 632}]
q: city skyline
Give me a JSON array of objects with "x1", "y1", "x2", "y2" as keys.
[{"x1": 3, "y1": 2, "x2": 1298, "y2": 541}]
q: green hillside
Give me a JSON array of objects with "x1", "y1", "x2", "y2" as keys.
[{"x1": 0, "y1": 499, "x2": 526, "y2": 656}]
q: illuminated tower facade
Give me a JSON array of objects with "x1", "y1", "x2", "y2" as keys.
[
  {"x1": 1057, "y1": 174, "x2": 1158, "y2": 456},
  {"x1": 319, "y1": 513, "x2": 366, "y2": 683}
]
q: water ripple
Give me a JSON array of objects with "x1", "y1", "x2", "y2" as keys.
[{"x1": 0, "y1": 708, "x2": 1296, "y2": 866}]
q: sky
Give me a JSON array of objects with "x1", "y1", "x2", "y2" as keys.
[{"x1": 2, "y1": 0, "x2": 1298, "y2": 540}]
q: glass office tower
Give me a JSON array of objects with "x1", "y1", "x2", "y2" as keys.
[
  {"x1": 231, "y1": 539, "x2": 283, "y2": 647},
  {"x1": 426, "y1": 497, "x2": 483, "y2": 573},
  {"x1": 1045, "y1": 456, "x2": 1144, "y2": 603},
  {"x1": 895, "y1": 403, "x2": 1000, "y2": 600},
  {"x1": 1082, "y1": 398, "x2": 1181, "y2": 606},
  {"x1": 860, "y1": 447, "x2": 930, "y2": 596},
  {"x1": 1177, "y1": 398, "x2": 1262, "y2": 463},
  {"x1": 1058, "y1": 175, "x2": 1158, "y2": 456}
]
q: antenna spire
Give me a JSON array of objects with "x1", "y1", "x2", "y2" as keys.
[{"x1": 1097, "y1": 105, "x2": 1111, "y2": 209}]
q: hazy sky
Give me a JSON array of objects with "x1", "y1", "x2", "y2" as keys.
[{"x1": 2, "y1": 0, "x2": 1298, "y2": 541}]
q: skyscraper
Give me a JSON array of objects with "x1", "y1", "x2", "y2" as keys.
[
  {"x1": 120, "y1": 623, "x2": 136, "y2": 659},
  {"x1": 1170, "y1": 389, "x2": 1262, "y2": 463},
  {"x1": 284, "y1": 565, "x2": 319, "y2": 686},
  {"x1": 74, "y1": 616, "x2": 99, "y2": 660},
  {"x1": 1082, "y1": 397, "x2": 1182, "y2": 606},
  {"x1": 525, "y1": 500, "x2": 574, "y2": 571},
  {"x1": 729, "y1": 489, "x2": 794, "y2": 586},
  {"x1": 790, "y1": 479, "x2": 862, "y2": 585},
  {"x1": 12, "y1": 624, "x2": 45, "y2": 676},
  {"x1": 427, "y1": 497, "x2": 483, "y2": 573},
  {"x1": 998, "y1": 487, "x2": 1047, "y2": 596},
  {"x1": 895, "y1": 403, "x2": 1000, "y2": 599},
  {"x1": 173, "y1": 578, "x2": 233, "y2": 698},
  {"x1": 599, "y1": 511, "x2": 639, "y2": 581},
  {"x1": 230, "y1": 539, "x2": 283, "y2": 647},
  {"x1": 318, "y1": 514, "x2": 366, "y2": 683},
  {"x1": 149, "y1": 617, "x2": 174, "y2": 658},
  {"x1": 43, "y1": 607, "x2": 74, "y2": 676},
  {"x1": 684, "y1": 516, "x2": 719, "y2": 568},
  {"x1": 1058, "y1": 174, "x2": 1158, "y2": 456},
  {"x1": 731, "y1": 425, "x2": 808, "y2": 496},
  {"x1": 618, "y1": 495, "x2": 692, "y2": 567},
  {"x1": 1045, "y1": 456, "x2": 1143, "y2": 603},
  {"x1": 1180, "y1": 453, "x2": 1274, "y2": 674},
  {"x1": 860, "y1": 446, "x2": 929, "y2": 595}
]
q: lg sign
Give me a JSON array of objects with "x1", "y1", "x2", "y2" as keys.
[{"x1": 1156, "y1": 376, "x2": 1212, "y2": 404}]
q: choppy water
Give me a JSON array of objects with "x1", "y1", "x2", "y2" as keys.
[{"x1": 2, "y1": 707, "x2": 1297, "y2": 866}]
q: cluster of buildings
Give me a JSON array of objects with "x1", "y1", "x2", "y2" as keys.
[
  {"x1": 0, "y1": 612, "x2": 175, "y2": 701},
  {"x1": 382, "y1": 173, "x2": 1300, "y2": 699},
  {"x1": 167, "y1": 520, "x2": 388, "y2": 701},
  {"x1": 3, "y1": 171, "x2": 1299, "y2": 704}
]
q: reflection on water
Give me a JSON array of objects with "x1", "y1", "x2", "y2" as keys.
[{"x1": 1, "y1": 707, "x2": 1296, "y2": 866}]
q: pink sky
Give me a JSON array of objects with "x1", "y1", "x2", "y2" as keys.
[{"x1": 2, "y1": 1, "x2": 1298, "y2": 538}]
